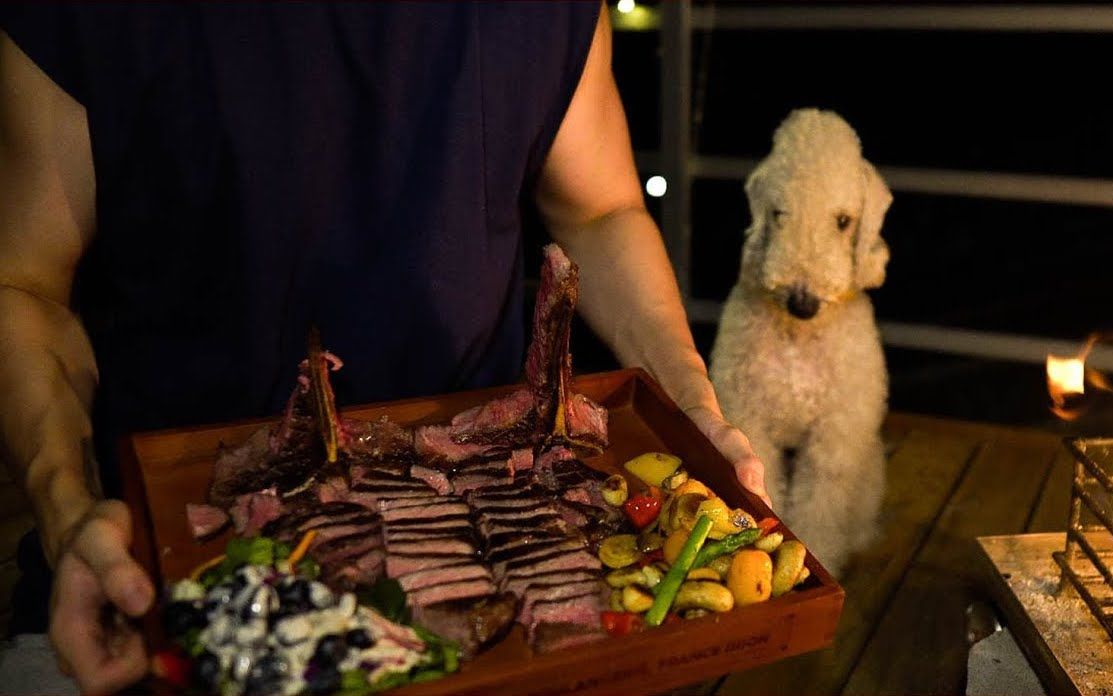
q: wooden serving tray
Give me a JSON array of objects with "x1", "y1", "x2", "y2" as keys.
[{"x1": 120, "y1": 368, "x2": 844, "y2": 696}]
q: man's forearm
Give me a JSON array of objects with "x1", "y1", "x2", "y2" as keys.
[
  {"x1": 0, "y1": 285, "x2": 99, "y2": 564},
  {"x1": 552, "y1": 207, "x2": 721, "y2": 417}
]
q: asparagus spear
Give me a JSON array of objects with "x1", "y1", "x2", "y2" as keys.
[
  {"x1": 645, "y1": 515, "x2": 713, "y2": 626},
  {"x1": 692, "y1": 528, "x2": 763, "y2": 568}
]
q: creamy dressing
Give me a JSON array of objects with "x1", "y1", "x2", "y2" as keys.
[{"x1": 174, "y1": 565, "x2": 426, "y2": 695}]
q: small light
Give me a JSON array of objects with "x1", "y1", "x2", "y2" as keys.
[
  {"x1": 645, "y1": 175, "x2": 667, "y2": 198},
  {"x1": 616, "y1": 0, "x2": 636, "y2": 14}
]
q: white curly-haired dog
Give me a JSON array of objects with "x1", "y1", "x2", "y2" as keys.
[{"x1": 709, "y1": 108, "x2": 892, "y2": 576}]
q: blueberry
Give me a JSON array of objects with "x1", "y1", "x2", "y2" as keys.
[
  {"x1": 162, "y1": 601, "x2": 206, "y2": 637},
  {"x1": 345, "y1": 628, "x2": 373, "y2": 649},
  {"x1": 303, "y1": 665, "x2": 341, "y2": 695},
  {"x1": 245, "y1": 651, "x2": 288, "y2": 696},
  {"x1": 277, "y1": 578, "x2": 312, "y2": 612},
  {"x1": 192, "y1": 651, "x2": 222, "y2": 693},
  {"x1": 311, "y1": 634, "x2": 348, "y2": 667}
]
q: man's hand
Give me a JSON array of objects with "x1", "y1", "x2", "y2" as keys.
[
  {"x1": 684, "y1": 405, "x2": 771, "y2": 509},
  {"x1": 49, "y1": 500, "x2": 154, "y2": 695}
]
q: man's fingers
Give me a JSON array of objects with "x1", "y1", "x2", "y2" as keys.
[
  {"x1": 50, "y1": 555, "x2": 148, "y2": 695},
  {"x1": 70, "y1": 504, "x2": 153, "y2": 617}
]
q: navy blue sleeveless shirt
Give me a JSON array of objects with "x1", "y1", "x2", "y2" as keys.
[{"x1": 2, "y1": 3, "x2": 599, "y2": 492}]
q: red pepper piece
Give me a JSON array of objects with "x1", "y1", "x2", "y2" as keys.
[
  {"x1": 601, "y1": 611, "x2": 645, "y2": 636},
  {"x1": 623, "y1": 495, "x2": 662, "y2": 529},
  {"x1": 757, "y1": 517, "x2": 780, "y2": 536},
  {"x1": 636, "y1": 548, "x2": 664, "y2": 567},
  {"x1": 150, "y1": 648, "x2": 191, "y2": 688}
]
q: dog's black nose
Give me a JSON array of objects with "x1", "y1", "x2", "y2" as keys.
[{"x1": 786, "y1": 287, "x2": 820, "y2": 319}]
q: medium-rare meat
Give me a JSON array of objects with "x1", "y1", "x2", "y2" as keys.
[
  {"x1": 386, "y1": 553, "x2": 478, "y2": 578},
  {"x1": 491, "y1": 540, "x2": 587, "y2": 578},
  {"x1": 186, "y1": 503, "x2": 230, "y2": 539},
  {"x1": 381, "y1": 502, "x2": 470, "y2": 522},
  {"x1": 531, "y1": 622, "x2": 607, "y2": 654},
  {"x1": 378, "y1": 496, "x2": 443, "y2": 512},
  {"x1": 408, "y1": 578, "x2": 496, "y2": 608},
  {"x1": 409, "y1": 593, "x2": 518, "y2": 659},
  {"x1": 487, "y1": 536, "x2": 586, "y2": 564},
  {"x1": 310, "y1": 532, "x2": 383, "y2": 567},
  {"x1": 525, "y1": 592, "x2": 602, "y2": 642},
  {"x1": 322, "y1": 548, "x2": 384, "y2": 589},
  {"x1": 397, "y1": 563, "x2": 493, "y2": 593},
  {"x1": 518, "y1": 580, "x2": 604, "y2": 627},
  {"x1": 410, "y1": 465, "x2": 452, "y2": 495},
  {"x1": 507, "y1": 448, "x2": 534, "y2": 475},
  {"x1": 499, "y1": 550, "x2": 602, "y2": 585},
  {"x1": 228, "y1": 489, "x2": 285, "y2": 536},
  {"x1": 384, "y1": 518, "x2": 473, "y2": 534},
  {"x1": 500, "y1": 570, "x2": 601, "y2": 598},
  {"x1": 385, "y1": 539, "x2": 478, "y2": 557}
]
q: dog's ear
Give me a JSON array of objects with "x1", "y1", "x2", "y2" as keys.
[
  {"x1": 855, "y1": 160, "x2": 892, "y2": 289},
  {"x1": 743, "y1": 159, "x2": 771, "y2": 238}
]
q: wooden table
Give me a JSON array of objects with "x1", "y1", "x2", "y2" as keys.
[{"x1": 710, "y1": 412, "x2": 1074, "y2": 696}]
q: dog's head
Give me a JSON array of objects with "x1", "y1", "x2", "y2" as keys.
[{"x1": 741, "y1": 109, "x2": 891, "y2": 320}]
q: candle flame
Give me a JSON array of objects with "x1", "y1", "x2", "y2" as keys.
[{"x1": 1046, "y1": 334, "x2": 1108, "y2": 421}]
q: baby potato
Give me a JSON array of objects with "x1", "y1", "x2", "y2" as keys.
[
  {"x1": 674, "y1": 581, "x2": 735, "y2": 613},
  {"x1": 727, "y1": 549, "x2": 773, "y2": 606},
  {"x1": 771, "y1": 540, "x2": 807, "y2": 597},
  {"x1": 754, "y1": 531, "x2": 784, "y2": 553},
  {"x1": 663, "y1": 528, "x2": 690, "y2": 566}
]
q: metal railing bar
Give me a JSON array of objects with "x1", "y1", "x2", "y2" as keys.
[
  {"x1": 685, "y1": 300, "x2": 1113, "y2": 371},
  {"x1": 637, "y1": 152, "x2": 1113, "y2": 209},
  {"x1": 688, "y1": 5, "x2": 1113, "y2": 33}
]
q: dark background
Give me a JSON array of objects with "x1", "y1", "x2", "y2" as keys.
[{"x1": 537, "y1": 2, "x2": 1113, "y2": 435}]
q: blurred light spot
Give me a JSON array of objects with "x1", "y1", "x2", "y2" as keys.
[
  {"x1": 617, "y1": 0, "x2": 636, "y2": 14},
  {"x1": 646, "y1": 175, "x2": 667, "y2": 198}
]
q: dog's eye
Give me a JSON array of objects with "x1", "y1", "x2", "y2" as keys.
[{"x1": 836, "y1": 213, "x2": 852, "y2": 231}]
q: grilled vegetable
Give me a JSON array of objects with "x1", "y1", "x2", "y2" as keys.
[
  {"x1": 795, "y1": 566, "x2": 811, "y2": 585},
  {"x1": 661, "y1": 468, "x2": 689, "y2": 492},
  {"x1": 645, "y1": 515, "x2": 713, "y2": 626},
  {"x1": 708, "y1": 555, "x2": 733, "y2": 580},
  {"x1": 664, "y1": 492, "x2": 708, "y2": 535},
  {"x1": 609, "y1": 590, "x2": 625, "y2": 611},
  {"x1": 599, "y1": 534, "x2": 641, "y2": 569},
  {"x1": 601, "y1": 611, "x2": 644, "y2": 637},
  {"x1": 624, "y1": 452, "x2": 682, "y2": 487},
  {"x1": 696, "y1": 497, "x2": 742, "y2": 539},
  {"x1": 622, "y1": 585, "x2": 655, "y2": 613},
  {"x1": 641, "y1": 564, "x2": 664, "y2": 589},
  {"x1": 602, "y1": 475, "x2": 629, "y2": 506},
  {"x1": 771, "y1": 540, "x2": 807, "y2": 597},
  {"x1": 753, "y1": 531, "x2": 784, "y2": 553},
  {"x1": 686, "y1": 568, "x2": 721, "y2": 582},
  {"x1": 623, "y1": 495, "x2": 662, "y2": 529},
  {"x1": 727, "y1": 549, "x2": 773, "y2": 606},
  {"x1": 692, "y1": 528, "x2": 762, "y2": 568},
  {"x1": 605, "y1": 567, "x2": 648, "y2": 588},
  {"x1": 662, "y1": 529, "x2": 689, "y2": 566},
  {"x1": 636, "y1": 527, "x2": 665, "y2": 553},
  {"x1": 673, "y1": 581, "x2": 735, "y2": 613}
]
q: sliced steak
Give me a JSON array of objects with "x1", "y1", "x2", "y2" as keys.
[
  {"x1": 487, "y1": 535, "x2": 586, "y2": 564},
  {"x1": 519, "y1": 580, "x2": 604, "y2": 627},
  {"x1": 408, "y1": 578, "x2": 496, "y2": 608},
  {"x1": 499, "y1": 551, "x2": 602, "y2": 585},
  {"x1": 186, "y1": 504, "x2": 229, "y2": 539},
  {"x1": 397, "y1": 563, "x2": 492, "y2": 593},
  {"x1": 344, "y1": 416, "x2": 414, "y2": 461},
  {"x1": 410, "y1": 593, "x2": 518, "y2": 660},
  {"x1": 228, "y1": 489, "x2": 285, "y2": 536},
  {"x1": 378, "y1": 495, "x2": 444, "y2": 512},
  {"x1": 530, "y1": 622, "x2": 606, "y2": 654},
  {"x1": 384, "y1": 518, "x2": 473, "y2": 534},
  {"x1": 385, "y1": 538, "x2": 478, "y2": 557},
  {"x1": 526, "y1": 592, "x2": 602, "y2": 642},
  {"x1": 507, "y1": 448, "x2": 534, "y2": 476},
  {"x1": 500, "y1": 570, "x2": 601, "y2": 598},
  {"x1": 410, "y1": 465, "x2": 452, "y2": 495},
  {"x1": 381, "y1": 503, "x2": 470, "y2": 523},
  {"x1": 323, "y1": 548, "x2": 385, "y2": 590},
  {"x1": 386, "y1": 553, "x2": 477, "y2": 578},
  {"x1": 491, "y1": 540, "x2": 588, "y2": 579},
  {"x1": 311, "y1": 533, "x2": 383, "y2": 566}
]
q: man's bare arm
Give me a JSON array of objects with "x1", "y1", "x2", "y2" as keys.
[
  {"x1": 535, "y1": 8, "x2": 769, "y2": 502},
  {"x1": 1, "y1": 31, "x2": 152, "y2": 693}
]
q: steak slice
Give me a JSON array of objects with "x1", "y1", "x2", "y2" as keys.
[
  {"x1": 487, "y1": 536, "x2": 585, "y2": 564},
  {"x1": 526, "y1": 592, "x2": 602, "y2": 643},
  {"x1": 378, "y1": 496, "x2": 444, "y2": 512},
  {"x1": 408, "y1": 578, "x2": 496, "y2": 608},
  {"x1": 186, "y1": 504, "x2": 229, "y2": 539},
  {"x1": 386, "y1": 553, "x2": 477, "y2": 578},
  {"x1": 410, "y1": 465, "x2": 452, "y2": 495},
  {"x1": 518, "y1": 580, "x2": 604, "y2": 627},
  {"x1": 491, "y1": 540, "x2": 589, "y2": 579},
  {"x1": 531, "y1": 621, "x2": 607, "y2": 654},
  {"x1": 385, "y1": 538, "x2": 478, "y2": 557},
  {"x1": 381, "y1": 503, "x2": 470, "y2": 523},
  {"x1": 228, "y1": 489, "x2": 285, "y2": 536},
  {"x1": 500, "y1": 570, "x2": 601, "y2": 598},
  {"x1": 397, "y1": 563, "x2": 493, "y2": 593},
  {"x1": 322, "y1": 548, "x2": 384, "y2": 590},
  {"x1": 311, "y1": 532, "x2": 383, "y2": 566},
  {"x1": 410, "y1": 593, "x2": 518, "y2": 659},
  {"x1": 499, "y1": 551, "x2": 602, "y2": 586}
]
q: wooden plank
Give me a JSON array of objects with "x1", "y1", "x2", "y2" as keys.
[
  {"x1": 841, "y1": 433, "x2": 1061, "y2": 695},
  {"x1": 885, "y1": 413, "x2": 1061, "y2": 450},
  {"x1": 1027, "y1": 448, "x2": 1075, "y2": 533},
  {"x1": 975, "y1": 533, "x2": 1113, "y2": 696},
  {"x1": 717, "y1": 428, "x2": 983, "y2": 696}
]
